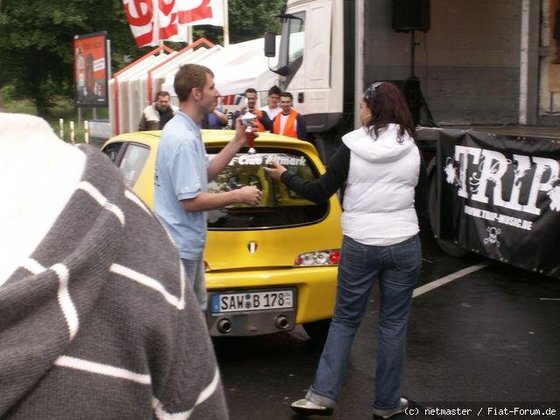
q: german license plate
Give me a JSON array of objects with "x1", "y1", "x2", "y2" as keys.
[{"x1": 211, "y1": 289, "x2": 294, "y2": 313}]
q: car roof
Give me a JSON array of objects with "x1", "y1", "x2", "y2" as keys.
[{"x1": 104, "y1": 129, "x2": 321, "y2": 156}]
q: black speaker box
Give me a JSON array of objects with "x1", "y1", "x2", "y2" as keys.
[{"x1": 392, "y1": 0, "x2": 430, "y2": 32}]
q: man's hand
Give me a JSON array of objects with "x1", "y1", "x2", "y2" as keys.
[
  {"x1": 235, "y1": 185, "x2": 263, "y2": 206},
  {"x1": 233, "y1": 116, "x2": 247, "y2": 144},
  {"x1": 263, "y1": 161, "x2": 287, "y2": 181},
  {"x1": 233, "y1": 117, "x2": 259, "y2": 146},
  {"x1": 208, "y1": 117, "x2": 259, "y2": 181}
]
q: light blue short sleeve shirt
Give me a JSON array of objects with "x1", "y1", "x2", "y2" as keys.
[{"x1": 154, "y1": 111, "x2": 209, "y2": 259}]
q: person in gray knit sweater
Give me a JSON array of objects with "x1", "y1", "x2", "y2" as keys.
[{"x1": 0, "y1": 113, "x2": 228, "y2": 419}]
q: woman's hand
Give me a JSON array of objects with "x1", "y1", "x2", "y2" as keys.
[{"x1": 263, "y1": 160, "x2": 287, "y2": 180}]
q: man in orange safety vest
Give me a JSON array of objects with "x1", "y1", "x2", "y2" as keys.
[{"x1": 272, "y1": 91, "x2": 307, "y2": 140}]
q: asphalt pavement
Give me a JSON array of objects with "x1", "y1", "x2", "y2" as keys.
[{"x1": 214, "y1": 234, "x2": 560, "y2": 420}]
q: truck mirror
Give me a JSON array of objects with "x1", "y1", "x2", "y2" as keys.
[
  {"x1": 275, "y1": 66, "x2": 290, "y2": 77},
  {"x1": 264, "y1": 32, "x2": 276, "y2": 57}
]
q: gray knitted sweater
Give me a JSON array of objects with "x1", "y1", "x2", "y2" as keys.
[{"x1": 0, "y1": 114, "x2": 228, "y2": 419}]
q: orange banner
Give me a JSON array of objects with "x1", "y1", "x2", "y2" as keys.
[{"x1": 74, "y1": 32, "x2": 109, "y2": 107}]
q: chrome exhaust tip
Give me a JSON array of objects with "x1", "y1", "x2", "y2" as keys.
[
  {"x1": 275, "y1": 314, "x2": 289, "y2": 330},
  {"x1": 217, "y1": 318, "x2": 232, "y2": 334}
]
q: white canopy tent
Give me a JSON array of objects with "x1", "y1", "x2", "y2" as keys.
[
  {"x1": 161, "y1": 37, "x2": 279, "y2": 105},
  {"x1": 104, "y1": 38, "x2": 279, "y2": 137},
  {"x1": 150, "y1": 45, "x2": 222, "y2": 107},
  {"x1": 213, "y1": 37, "x2": 279, "y2": 96},
  {"x1": 108, "y1": 49, "x2": 177, "y2": 135}
]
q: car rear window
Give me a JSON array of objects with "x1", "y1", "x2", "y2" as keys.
[{"x1": 207, "y1": 149, "x2": 328, "y2": 229}]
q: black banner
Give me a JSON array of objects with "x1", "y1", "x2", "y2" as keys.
[{"x1": 431, "y1": 129, "x2": 560, "y2": 279}]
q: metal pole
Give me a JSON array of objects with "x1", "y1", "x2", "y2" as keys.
[
  {"x1": 59, "y1": 118, "x2": 64, "y2": 139},
  {"x1": 223, "y1": 0, "x2": 229, "y2": 46},
  {"x1": 84, "y1": 120, "x2": 89, "y2": 144},
  {"x1": 518, "y1": 0, "x2": 530, "y2": 125},
  {"x1": 70, "y1": 121, "x2": 75, "y2": 144},
  {"x1": 410, "y1": 30, "x2": 416, "y2": 79},
  {"x1": 187, "y1": 26, "x2": 194, "y2": 44},
  {"x1": 354, "y1": 0, "x2": 365, "y2": 129}
]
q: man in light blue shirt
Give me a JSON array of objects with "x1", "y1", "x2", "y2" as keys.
[{"x1": 155, "y1": 64, "x2": 262, "y2": 310}]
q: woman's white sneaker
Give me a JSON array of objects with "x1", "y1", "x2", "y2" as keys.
[{"x1": 291, "y1": 398, "x2": 334, "y2": 416}]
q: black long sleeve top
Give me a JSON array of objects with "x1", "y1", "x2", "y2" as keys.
[{"x1": 280, "y1": 143, "x2": 430, "y2": 231}]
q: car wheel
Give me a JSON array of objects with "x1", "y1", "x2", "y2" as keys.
[
  {"x1": 427, "y1": 159, "x2": 469, "y2": 258},
  {"x1": 303, "y1": 319, "x2": 331, "y2": 347}
]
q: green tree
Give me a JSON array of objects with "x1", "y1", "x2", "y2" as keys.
[
  {"x1": 226, "y1": 0, "x2": 283, "y2": 43},
  {"x1": 0, "y1": 0, "x2": 141, "y2": 116},
  {"x1": 193, "y1": 0, "x2": 283, "y2": 44},
  {"x1": 0, "y1": 0, "x2": 285, "y2": 116}
]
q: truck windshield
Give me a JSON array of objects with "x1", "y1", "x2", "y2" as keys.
[{"x1": 206, "y1": 149, "x2": 328, "y2": 230}]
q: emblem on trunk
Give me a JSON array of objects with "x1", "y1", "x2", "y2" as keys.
[{"x1": 248, "y1": 241, "x2": 258, "y2": 254}]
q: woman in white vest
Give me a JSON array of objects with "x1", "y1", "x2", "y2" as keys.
[{"x1": 265, "y1": 81, "x2": 427, "y2": 419}]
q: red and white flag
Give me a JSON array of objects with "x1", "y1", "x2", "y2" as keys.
[{"x1": 123, "y1": 0, "x2": 225, "y2": 47}]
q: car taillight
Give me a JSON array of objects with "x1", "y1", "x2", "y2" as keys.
[{"x1": 294, "y1": 250, "x2": 340, "y2": 266}]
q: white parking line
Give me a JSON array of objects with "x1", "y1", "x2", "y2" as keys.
[{"x1": 413, "y1": 262, "x2": 491, "y2": 298}]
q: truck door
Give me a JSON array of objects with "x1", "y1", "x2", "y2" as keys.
[{"x1": 282, "y1": 1, "x2": 333, "y2": 116}]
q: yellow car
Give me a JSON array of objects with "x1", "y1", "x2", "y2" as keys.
[{"x1": 102, "y1": 130, "x2": 342, "y2": 342}]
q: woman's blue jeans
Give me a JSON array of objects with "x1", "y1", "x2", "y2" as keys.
[{"x1": 305, "y1": 234, "x2": 421, "y2": 411}]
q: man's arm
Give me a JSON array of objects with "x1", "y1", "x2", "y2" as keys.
[
  {"x1": 264, "y1": 143, "x2": 350, "y2": 204},
  {"x1": 214, "y1": 109, "x2": 229, "y2": 126},
  {"x1": 181, "y1": 187, "x2": 262, "y2": 212},
  {"x1": 259, "y1": 112, "x2": 273, "y2": 132},
  {"x1": 271, "y1": 115, "x2": 279, "y2": 134},
  {"x1": 206, "y1": 119, "x2": 247, "y2": 180},
  {"x1": 230, "y1": 109, "x2": 242, "y2": 129}
]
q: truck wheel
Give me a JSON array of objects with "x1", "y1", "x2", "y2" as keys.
[
  {"x1": 427, "y1": 159, "x2": 469, "y2": 258},
  {"x1": 303, "y1": 319, "x2": 331, "y2": 348}
]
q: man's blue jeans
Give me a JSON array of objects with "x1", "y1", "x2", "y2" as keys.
[{"x1": 305, "y1": 234, "x2": 421, "y2": 411}]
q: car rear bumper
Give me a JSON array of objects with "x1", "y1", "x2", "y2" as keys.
[{"x1": 205, "y1": 266, "x2": 337, "y2": 336}]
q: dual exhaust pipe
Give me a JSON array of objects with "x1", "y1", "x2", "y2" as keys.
[{"x1": 216, "y1": 314, "x2": 290, "y2": 334}]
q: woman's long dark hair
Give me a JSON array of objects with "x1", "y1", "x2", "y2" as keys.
[{"x1": 362, "y1": 82, "x2": 415, "y2": 141}]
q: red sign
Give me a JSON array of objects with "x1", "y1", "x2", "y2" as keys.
[{"x1": 73, "y1": 32, "x2": 109, "y2": 107}]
